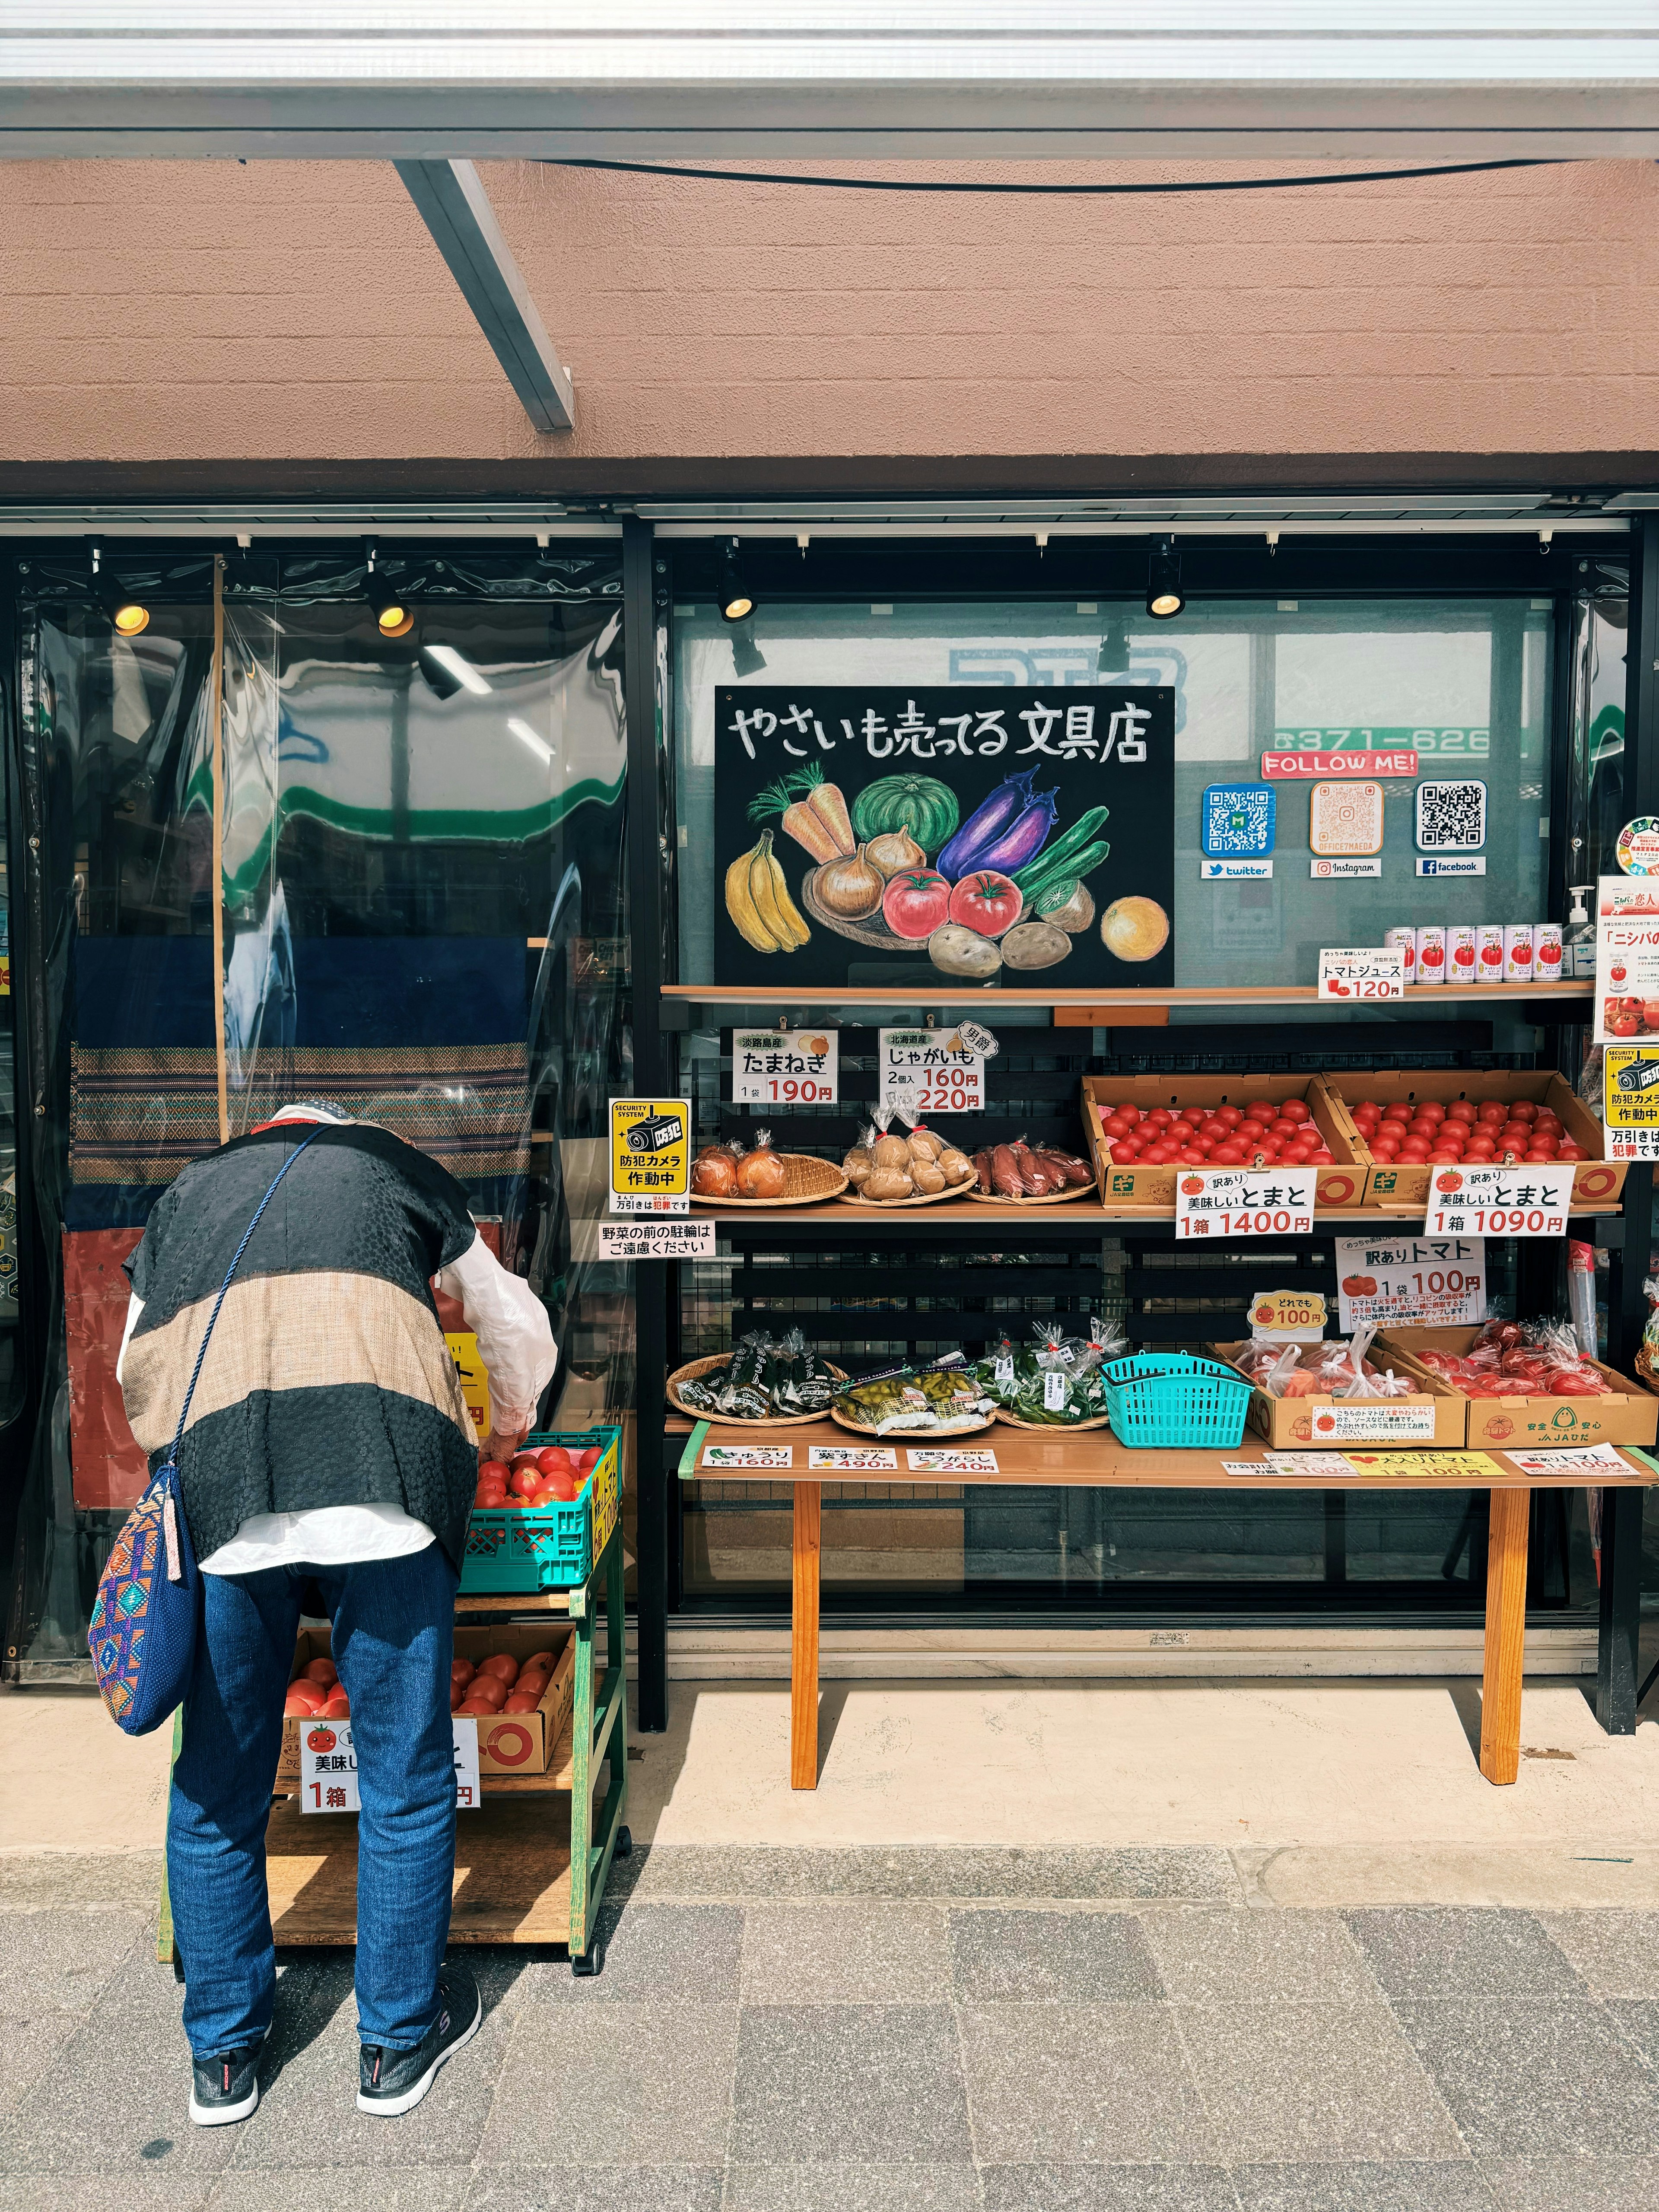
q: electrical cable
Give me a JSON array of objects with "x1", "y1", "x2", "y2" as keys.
[{"x1": 548, "y1": 154, "x2": 1564, "y2": 198}]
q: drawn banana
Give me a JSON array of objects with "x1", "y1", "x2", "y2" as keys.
[
  {"x1": 749, "y1": 831, "x2": 810, "y2": 950},
  {"x1": 726, "y1": 835, "x2": 782, "y2": 952}
]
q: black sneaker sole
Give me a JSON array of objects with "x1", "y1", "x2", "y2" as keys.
[
  {"x1": 356, "y1": 1985, "x2": 482, "y2": 2117},
  {"x1": 189, "y1": 2078, "x2": 259, "y2": 2126}
]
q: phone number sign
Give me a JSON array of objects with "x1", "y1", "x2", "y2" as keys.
[
  {"x1": 878, "y1": 1028, "x2": 985, "y2": 1116},
  {"x1": 1175, "y1": 1167, "x2": 1317, "y2": 1240}
]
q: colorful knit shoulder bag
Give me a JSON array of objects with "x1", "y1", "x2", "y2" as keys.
[{"x1": 89, "y1": 1130, "x2": 321, "y2": 1734}]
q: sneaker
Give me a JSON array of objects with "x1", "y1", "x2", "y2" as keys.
[
  {"x1": 189, "y1": 2044, "x2": 261, "y2": 2126},
  {"x1": 356, "y1": 1962, "x2": 482, "y2": 2117}
]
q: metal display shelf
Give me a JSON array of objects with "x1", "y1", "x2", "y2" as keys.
[
  {"x1": 661, "y1": 982, "x2": 1592, "y2": 1011},
  {"x1": 689, "y1": 1201, "x2": 1624, "y2": 1237}
]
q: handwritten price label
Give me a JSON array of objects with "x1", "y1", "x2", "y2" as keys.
[
  {"x1": 1318, "y1": 946, "x2": 1405, "y2": 1001},
  {"x1": 1422, "y1": 1165, "x2": 1571, "y2": 1239},
  {"x1": 1175, "y1": 1167, "x2": 1317, "y2": 1241},
  {"x1": 879, "y1": 1029, "x2": 984, "y2": 1116},
  {"x1": 732, "y1": 1029, "x2": 839, "y2": 1106}
]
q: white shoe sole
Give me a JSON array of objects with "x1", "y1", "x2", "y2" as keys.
[
  {"x1": 189, "y1": 2080, "x2": 259, "y2": 2126},
  {"x1": 356, "y1": 1988, "x2": 482, "y2": 2117}
]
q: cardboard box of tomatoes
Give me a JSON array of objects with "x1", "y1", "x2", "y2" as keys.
[
  {"x1": 1080, "y1": 1075, "x2": 1370, "y2": 1211},
  {"x1": 1372, "y1": 1326, "x2": 1657, "y2": 1451},
  {"x1": 280, "y1": 1624, "x2": 578, "y2": 1783},
  {"x1": 1208, "y1": 1341, "x2": 1467, "y2": 1449},
  {"x1": 459, "y1": 1425, "x2": 622, "y2": 1594},
  {"x1": 1314, "y1": 1071, "x2": 1626, "y2": 1214}
]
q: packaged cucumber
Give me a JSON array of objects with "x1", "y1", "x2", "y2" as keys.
[{"x1": 677, "y1": 1328, "x2": 842, "y2": 1421}]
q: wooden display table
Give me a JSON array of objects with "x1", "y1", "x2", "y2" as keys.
[
  {"x1": 674, "y1": 1419, "x2": 1658, "y2": 1794},
  {"x1": 159, "y1": 1523, "x2": 629, "y2": 1976}
]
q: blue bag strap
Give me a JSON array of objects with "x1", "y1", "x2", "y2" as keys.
[{"x1": 163, "y1": 1126, "x2": 324, "y2": 1470}]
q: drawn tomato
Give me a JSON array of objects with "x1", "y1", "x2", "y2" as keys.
[
  {"x1": 307, "y1": 1726, "x2": 336, "y2": 1753},
  {"x1": 1341, "y1": 1274, "x2": 1378, "y2": 1298},
  {"x1": 1434, "y1": 1170, "x2": 1463, "y2": 1192},
  {"x1": 882, "y1": 868, "x2": 953, "y2": 940},
  {"x1": 1181, "y1": 1176, "x2": 1205, "y2": 1195},
  {"x1": 946, "y1": 870, "x2": 1022, "y2": 939}
]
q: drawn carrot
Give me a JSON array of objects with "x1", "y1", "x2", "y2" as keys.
[{"x1": 749, "y1": 775, "x2": 842, "y2": 862}]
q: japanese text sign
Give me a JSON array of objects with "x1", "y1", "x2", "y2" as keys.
[
  {"x1": 597, "y1": 1219, "x2": 717, "y2": 1259},
  {"x1": 1334, "y1": 1237, "x2": 1486, "y2": 1331},
  {"x1": 1422, "y1": 1164, "x2": 1572, "y2": 1239},
  {"x1": 1317, "y1": 946, "x2": 1405, "y2": 1001},
  {"x1": 1603, "y1": 1046, "x2": 1659, "y2": 1159},
  {"x1": 608, "y1": 1098, "x2": 691, "y2": 1215},
  {"x1": 302, "y1": 1719, "x2": 480, "y2": 1814},
  {"x1": 732, "y1": 1029, "x2": 839, "y2": 1106},
  {"x1": 1175, "y1": 1167, "x2": 1317, "y2": 1241},
  {"x1": 715, "y1": 686, "x2": 1174, "y2": 990},
  {"x1": 879, "y1": 1028, "x2": 984, "y2": 1116},
  {"x1": 1594, "y1": 874, "x2": 1659, "y2": 1045}
]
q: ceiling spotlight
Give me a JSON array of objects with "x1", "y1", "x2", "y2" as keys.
[
  {"x1": 1146, "y1": 538, "x2": 1184, "y2": 621},
  {"x1": 717, "y1": 537, "x2": 754, "y2": 624},
  {"x1": 111, "y1": 598, "x2": 150, "y2": 637},
  {"x1": 371, "y1": 589, "x2": 414, "y2": 639},
  {"x1": 89, "y1": 539, "x2": 150, "y2": 636}
]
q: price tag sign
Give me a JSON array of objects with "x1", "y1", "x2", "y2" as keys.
[
  {"x1": 452, "y1": 1717, "x2": 481, "y2": 1811},
  {"x1": 608, "y1": 1097, "x2": 691, "y2": 1215},
  {"x1": 1333, "y1": 1236, "x2": 1486, "y2": 1331},
  {"x1": 1246, "y1": 1290, "x2": 1328, "y2": 1338},
  {"x1": 1603, "y1": 1046, "x2": 1659, "y2": 1159},
  {"x1": 731, "y1": 1029, "x2": 839, "y2": 1106},
  {"x1": 598, "y1": 1219, "x2": 717, "y2": 1259},
  {"x1": 1500, "y1": 1441, "x2": 1630, "y2": 1476},
  {"x1": 1422, "y1": 1164, "x2": 1572, "y2": 1239},
  {"x1": 1341, "y1": 1449, "x2": 1505, "y2": 1482},
  {"x1": 699, "y1": 1443, "x2": 794, "y2": 1469},
  {"x1": 906, "y1": 1447, "x2": 999, "y2": 1473},
  {"x1": 1317, "y1": 946, "x2": 1405, "y2": 1001},
  {"x1": 807, "y1": 1444, "x2": 898, "y2": 1469},
  {"x1": 878, "y1": 1028, "x2": 985, "y2": 1117},
  {"x1": 1175, "y1": 1166, "x2": 1316, "y2": 1241},
  {"x1": 300, "y1": 1719, "x2": 359, "y2": 1814}
]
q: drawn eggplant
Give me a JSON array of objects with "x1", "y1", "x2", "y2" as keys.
[
  {"x1": 969, "y1": 786, "x2": 1060, "y2": 877},
  {"x1": 937, "y1": 768, "x2": 1042, "y2": 880}
]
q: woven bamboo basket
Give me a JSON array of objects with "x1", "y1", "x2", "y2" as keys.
[
  {"x1": 992, "y1": 1405, "x2": 1112, "y2": 1432},
  {"x1": 1637, "y1": 1341, "x2": 1659, "y2": 1396},
  {"x1": 966, "y1": 1183, "x2": 1097, "y2": 1206},
  {"x1": 829, "y1": 1401, "x2": 995, "y2": 1439},
  {"x1": 668, "y1": 1351, "x2": 848, "y2": 1424},
  {"x1": 690, "y1": 1153, "x2": 848, "y2": 1208},
  {"x1": 837, "y1": 1177, "x2": 975, "y2": 1209}
]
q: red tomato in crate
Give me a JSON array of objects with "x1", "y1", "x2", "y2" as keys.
[
  {"x1": 284, "y1": 1684, "x2": 324, "y2": 1717},
  {"x1": 577, "y1": 1447, "x2": 603, "y2": 1472},
  {"x1": 468, "y1": 1676, "x2": 507, "y2": 1711},
  {"x1": 451, "y1": 1659, "x2": 475, "y2": 1688},
  {"x1": 509, "y1": 1461, "x2": 543, "y2": 1500},
  {"x1": 1445, "y1": 1100, "x2": 1477, "y2": 1124},
  {"x1": 503, "y1": 1692, "x2": 542, "y2": 1714},
  {"x1": 457, "y1": 1696, "x2": 496, "y2": 1719},
  {"x1": 302, "y1": 1659, "x2": 338, "y2": 1688},
  {"x1": 477, "y1": 1459, "x2": 510, "y2": 1486},
  {"x1": 1280, "y1": 1099, "x2": 1311, "y2": 1125},
  {"x1": 946, "y1": 871, "x2": 1022, "y2": 939},
  {"x1": 321, "y1": 1689, "x2": 350, "y2": 1719},
  {"x1": 536, "y1": 1446, "x2": 575, "y2": 1478},
  {"x1": 478, "y1": 1653, "x2": 519, "y2": 1686},
  {"x1": 881, "y1": 868, "x2": 953, "y2": 940}
]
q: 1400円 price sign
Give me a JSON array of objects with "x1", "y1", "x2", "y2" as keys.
[
  {"x1": 1422, "y1": 1164, "x2": 1571, "y2": 1239},
  {"x1": 1175, "y1": 1166, "x2": 1317, "y2": 1241}
]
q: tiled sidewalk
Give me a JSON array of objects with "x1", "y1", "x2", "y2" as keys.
[{"x1": 2, "y1": 1847, "x2": 1658, "y2": 2210}]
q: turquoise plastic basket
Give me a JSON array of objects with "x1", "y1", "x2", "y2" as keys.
[
  {"x1": 458, "y1": 1426, "x2": 621, "y2": 1593},
  {"x1": 1101, "y1": 1354, "x2": 1252, "y2": 1449}
]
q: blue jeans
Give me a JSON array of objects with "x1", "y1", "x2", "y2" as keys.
[{"x1": 168, "y1": 1545, "x2": 459, "y2": 2059}]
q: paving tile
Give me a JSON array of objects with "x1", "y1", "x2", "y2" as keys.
[
  {"x1": 730, "y1": 2004, "x2": 969, "y2": 2164},
  {"x1": 959, "y1": 2002, "x2": 1211, "y2": 2164},
  {"x1": 0, "y1": 2177, "x2": 213, "y2": 2212},
  {"x1": 1538, "y1": 1912, "x2": 1659, "y2": 1999},
  {"x1": 1392, "y1": 2000, "x2": 1659, "y2": 2158},
  {"x1": 1342, "y1": 1912, "x2": 1585, "y2": 2002},
  {"x1": 1478, "y1": 2156, "x2": 1659, "y2": 2211},
  {"x1": 741, "y1": 1902, "x2": 950, "y2": 2005},
  {"x1": 727, "y1": 2164, "x2": 983, "y2": 2211},
  {"x1": 1232, "y1": 2161, "x2": 1496, "y2": 2210},
  {"x1": 979, "y1": 2166, "x2": 1237, "y2": 2211},
  {"x1": 1146, "y1": 1911, "x2": 1379, "y2": 2005},
  {"x1": 949, "y1": 1910, "x2": 1163, "y2": 2003},
  {"x1": 1178, "y1": 2001, "x2": 1464, "y2": 2164},
  {"x1": 465, "y1": 2168, "x2": 724, "y2": 2212},
  {"x1": 0, "y1": 1944, "x2": 239, "y2": 2175},
  {"x1": 0, "y1": 1854, "x2": 166, "y2": 1913},
  {"x1": 1604, "y1": 1999, "x2": 1659, "y2": 2068},
  {"x1": 529, "y1": 1903, "x2": 742, "y2": 2005},
  {"x1": 477, "y1": 2002, "x2": 737, "y2": 2167},
  {"x1": 626, "y1": 1846, "x2": 1238, "y2": 1903},
  {"x1": 0, "y1": 1907, "x2": 146, "y2": 2015},
  {"x1": 0, "y1": 2019, "x2": 79, "y2": 2123},
  {"x1": 229, "y1": 1951, "x2": 523, "y2": 2171},
  {"x1": 211, "y1": 2173, "x2": 469, "y2": 2211}
]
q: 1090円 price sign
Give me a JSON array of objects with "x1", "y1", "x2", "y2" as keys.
[
  {"x1": 1175, "y1": 1167, "x2": 1317, "y2": 1241},
  {"x1": 1422, "y1": 1164, "x2": 1571, "y2": 1239}
]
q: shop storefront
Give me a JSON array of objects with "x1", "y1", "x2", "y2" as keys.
[{"x1": 6, "y1": 511, "x2": 1649, "y2": 1741}]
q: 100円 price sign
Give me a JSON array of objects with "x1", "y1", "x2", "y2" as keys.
[
  {"x1": 1175, "y1": 1166, "x2": 1316, "y2": 1240},
  {"x1": 1422, "y1": 1163, "x2": 1571, "y2": 1239}
]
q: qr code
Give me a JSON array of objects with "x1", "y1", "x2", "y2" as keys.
[
  {"x1": 1415, "y1": 779, "x2": 1487, "y2": 852},
  {"x1": 1203, "y1": 783, "x2": 1276, "y2": 857}
]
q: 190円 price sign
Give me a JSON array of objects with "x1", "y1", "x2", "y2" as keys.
[
  {"x1": 731, "y1": 1028, "x2": 839, "y2": 1106},
  {"x1": 878, "y1": 1027, "x2": 984, "y2": 1116},
  {"x1": 1422, "y1": 1163, "x2": 1571, "y2": 1239},
  {"x1": 1175, "y1": 1166, "x2": 1317, "y2": 1241}
]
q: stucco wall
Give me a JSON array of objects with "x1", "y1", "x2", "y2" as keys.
[{"x1": 0, "y1": 155, "x2": 1655, "y2": 492}]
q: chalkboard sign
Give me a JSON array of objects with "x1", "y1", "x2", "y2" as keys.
[{"x1": 715, "y1": 686, "x2": 1175, "y2": 989}]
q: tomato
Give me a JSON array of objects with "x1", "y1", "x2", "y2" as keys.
[
  {"x1": 509, "y1": 1462, "x2": 543, "y2": 1500},
  {"x1": 1280, "y1": 1098, "x2": 1311, "y2": 1124},
  {"x1": 1102, "y1": 1115, "x2": 1132, "y2": 1139},
  {"x1": 284, "y1": 1684, "x2": 324, "y2": 1717},
  {"x1": 478, "y1": 1653, "x2": 519, "y2": 1685},
  {"x1": 477, "y1": 1459, "x2": 510, "y2": 1486},
  {"x1": 1609, "y1": 1014, "x2": 1642, "y2": 1037},
  {"x1": 515, "y1": 1669, "x2": 550, "y2": 1699},
  {"x1": 881, "y1": 867, "x2": 953, "y2": 939},
  {"x1": 946, "y1": 870, "x2": 1022, "y2": 939},
  {"x1": 1242, "y1": 1100, "x2": 1275, "y2": 1122},
  {"x1": 321, "y1": 1690, "x2": 350, "y2": 1718},
  {"x1": 1353, "y1": 1100, "x2": 1381, "y2": 1120},
  {"x1": 457, "y1": 1697, "x2": 497, "y2": 1718},
  {"x1": 1145, "y1": 1109, "x2": 1174, "y2": 1130},
  {"x1": 1177, "y1": 1147, "x2": 1207, "y2": 1166},
  {"x1": 302, "y1": 1658, "x2": 338, "y2": 1688},
  {"x1": 468, "y1": 1676, "x2": 507, "y2": 1710},
  {"x1": 536, "y1": 1446, "x2": 574, "y2": 1478},
  {"x1": 1477, "y1": 1101, "x2": 1506, "y2": 1122},
  {"x1": 451, "y1": 1659, "x2": 475, "y2": 1688},
  {"x1": 1211, "y1": 1143, "x2": 1246, "y2": 1165},
  {"x1": 1213, "y1": 1106, "x2": 1243, "y2": 1130},
  {"x1": 1557, "y1": 1143, "x2": 1586, "y2": 1161},
  {"x1": 503, "y1": 1692, "x2": 543, "y2": 1714},
  {"x1": 307, "y1": 1726, "x2": 336, "y2": 1751},
  {"x1": 1445, "y1": 1100, "x2": 1477, "y2": 1123},
  {"x1": 1383, "y1": 1104, "x2": 1414, "y2": 1124}
]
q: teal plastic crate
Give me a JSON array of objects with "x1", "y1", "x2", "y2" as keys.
[
  {"x1": 458, "y1": 1426, "x2": 621, "y2": 1593},
  {"x1": 1101, "y1": 1354, "x2": 1252, "y2": 1450}
]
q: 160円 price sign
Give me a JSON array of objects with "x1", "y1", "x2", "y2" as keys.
[{"x1": 878, "y1": 1027, "x2": 985, "y2": 1116}]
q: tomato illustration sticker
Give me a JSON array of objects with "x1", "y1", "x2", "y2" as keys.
[
  {"x1": 1435, "y1": 1170, "x2": 1463, "y2": 1193},
  {"x1": 308, "y1": 1726, "x2": 336, "y2": 1753}
]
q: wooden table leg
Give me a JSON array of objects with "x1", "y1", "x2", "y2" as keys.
[
  {"x1": 1480, "y1": 1485, "x2": 1531, "y2": 1786},
  {"x1": 791, "y1": 1481, "x2": 822, "y2": 1790}
]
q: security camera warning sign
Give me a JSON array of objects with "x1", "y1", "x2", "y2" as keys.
[{"x1": 609, "y1": 1098, "x2": 692, "y2": 1214}]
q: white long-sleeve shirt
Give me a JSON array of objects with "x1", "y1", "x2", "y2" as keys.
[{"x1": 117, "y1": 1224, "x2": 558, "y2": 1576}]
